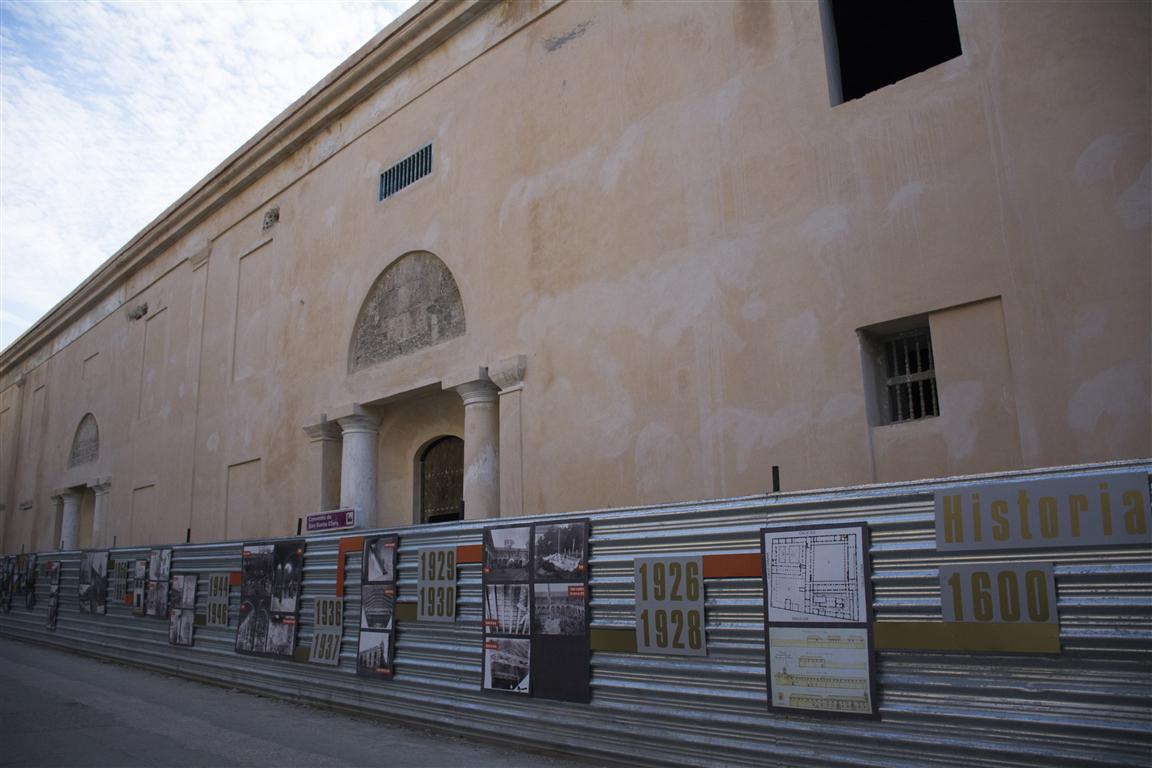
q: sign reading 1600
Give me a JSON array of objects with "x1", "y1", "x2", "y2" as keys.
[
  {"x1": 940, "y1": 562, "x2": 1057, "y2": 624},
  {"x1": 634, "y1": 555, "x2": 707, "y2": 655},
  {"x1": 417, "y1": 547, "x2": 457, "y2": 622}
]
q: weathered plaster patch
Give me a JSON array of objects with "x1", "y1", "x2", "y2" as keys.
[
  {"x1": 778, "y1": 310, "x2": 818, "y2": 347},
  {"x1": 599, "y1": 124, "x2": 643, "y2": 192},
  {"x1": 1117, "y1": 163, "x2": 1151, "y2": 230},
  {"x1": 542, "y1": 20, "x2": 591, "y2": 52},
  {"x1": 817, "y1": 393, "x2": 863, "y2": 426},
  {"x1": 887, "y1": 181, "x2": 924, "y2": 213},
  {"x1": 940, "y1": 380, "x2": 984, "y2": 460},
  {"x1": 706, "y1": 405, "x2": 809, "y2": 474},
  {"x1": 741, "y1": 297, "x2": 769, "y2": 322},
  {"x1": 800, "y1": 205, "x2": 849, "y2": 247},
  {"x1": 499, "y1": 145, "x2": 596, "y2": 228},
  {"x1": 464, "y1": 442, "x2": 497, "y2": 489},
  {"x1": 206, "y1": 433, "x2": 219, "y2": 452},
  {"x1": 1068, "y1": 306, "x2": 1107, "y2": 360},
  {"x1": 1067, "y1": 363, "x2": 1145, "y2": 433},
  {"x1": 1073, "y1": 134, "x2": 1123, "y2": 184},
  {"x1": 634, "y1": 422, "x2": 693, "y2": 497}
]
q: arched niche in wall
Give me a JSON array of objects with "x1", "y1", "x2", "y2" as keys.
[
  {"x1": 68, "y1": 413, "x2": 99, "y2": 468},
  {"x1": 349, "y1": 251, "x2": 466, "y2": 373}
]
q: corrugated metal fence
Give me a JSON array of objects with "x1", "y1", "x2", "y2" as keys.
[{"x1": 2, "y1": 461, "x2": 1150, "y2": 767}]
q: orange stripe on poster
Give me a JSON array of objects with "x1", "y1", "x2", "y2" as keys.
[
  {"x1": 456, "y1": 544, "x2": 481, "y2": 564},
  {"x1": 335, "y1": 536, "x2": 365, "y2": 598},
  {"x1": 228, "y1": 572, "x2": 242, "y2": 587},
  {"x1": 702, "y1": 553, "x2": 762, "y2": 579}
]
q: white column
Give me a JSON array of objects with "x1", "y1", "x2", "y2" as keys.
[
  {"x1": 48, "y1": 495, "x2": 63, "y2": 550},
  {"x1": 88, "y1": 477, "x2": 112, "y2": 548},
  {"x1": 444, "y1": 368, "x2": 500, "y2": 520},
  {"x1": 303, "y1": 419, "x2": 343, "y2": 512},
  {"x1": 334, "y1": 405, "x2": 380, "y2": 529},
  {"x1": 58, "y1": 489, "x2": 82, "y2": 550},
  {"x1": 489, "y1": 355, "x2": 527, "y2": 519}
]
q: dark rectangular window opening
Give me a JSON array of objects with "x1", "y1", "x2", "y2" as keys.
[
  {"x1": 879, "y1": 327, "x2": 939, "y2": 423},
  {"x1": 823, "y1": 1, "x2": 962, "y2": 104},
  {"x1": 379, "y1": 143, "x2": 433, "y2": 202}
]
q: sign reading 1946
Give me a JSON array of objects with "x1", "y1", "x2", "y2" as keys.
[
  {"x1": 634, "y1": 555, "x2": 706, "y2": 655},
  {"x1": 417, "y1": 547, "x2": 456, "y2": 622}
]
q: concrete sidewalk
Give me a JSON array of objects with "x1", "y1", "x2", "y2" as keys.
[{"x1": 0, "y1": 638, "x2": 603, "y2": 767}]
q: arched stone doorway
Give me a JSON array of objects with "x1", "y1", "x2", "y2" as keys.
[{"x1": 418, "y1": 436, "x2": 463, "y2": 523}]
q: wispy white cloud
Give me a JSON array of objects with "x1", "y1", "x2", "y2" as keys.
[{"x1": 0, "y1": 0, "x2": 416, "y2": 349}]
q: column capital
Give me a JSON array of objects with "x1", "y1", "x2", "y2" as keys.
[
  {"x1": 488, "y1": 355, "x2": 527, "y2": 393},
  {"x1": 302, "y1": 418, "x2": 342, "y2": 441},
  {"x1": 52, "y1": 487, "x2": 83, "y2": 502},
  {"x1": 336, "y1": 413, "x2": 380, "y2": 435},
  {"x1": 87, "y1": 476, "x2": 112, "y2": 495},
  {"x1": 443, "y1": 367, "x2": 498, "y2": 406}
]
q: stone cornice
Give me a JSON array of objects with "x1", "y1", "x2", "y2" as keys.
[{"x1": 0, "y1": 0, "x2": 500, "y2": 378}]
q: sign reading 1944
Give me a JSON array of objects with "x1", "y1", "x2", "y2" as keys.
[
  {"x1": 417, "y1": 547, "x2": 456, "y2": 622},
  {"x1": 634, "y1": 555, "x2": 706, "y2": 655}
]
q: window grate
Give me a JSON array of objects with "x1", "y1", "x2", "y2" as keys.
[
  {"x1": 881, "y1": 328, "x2": 938, "y2": 423},
  {"x1": 379, "y1": 143, "x2": 432, "y2": 201}
]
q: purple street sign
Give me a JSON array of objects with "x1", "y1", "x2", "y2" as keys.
[{"x1": 306, "y1": 509, "x2": 356, "y2": 533}]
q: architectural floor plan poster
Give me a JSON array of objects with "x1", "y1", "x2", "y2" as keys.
[
  {"x1": 763, "y1": 524, "x2": 870, "y2": 625},
  {"x1": 761, "y1": 522, "x2": 877, "y2": 718}
]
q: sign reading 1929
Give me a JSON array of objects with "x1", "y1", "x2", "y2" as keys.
[
  {"x1": 634, "y1": 555, "x2": 706, "y2": 655},
  {"x1": 417, "y1": 547, "x2": 456, "y2": 622}
]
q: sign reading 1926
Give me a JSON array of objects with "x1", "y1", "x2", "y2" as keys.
[
  {"x1": 417, "y1": 547, "x2": 456, "y2": 622},
  {"x1": 634, "y1": 555, "x2": 706, "y2": 655}
]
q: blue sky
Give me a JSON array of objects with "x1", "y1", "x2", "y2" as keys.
[{"x1": 0, "y1": 0, "x2": 416, "y2": 349}]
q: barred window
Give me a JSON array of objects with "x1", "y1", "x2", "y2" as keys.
[{"x1": 879, "y1": 328, "x2": 938, "y2": 423}]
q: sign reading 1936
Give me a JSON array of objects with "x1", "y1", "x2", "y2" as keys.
[
  {"x1": 417, "y1": 547, "x2": 456, "y2": 622},
  {"x1": 634, "y1": 555, "x2": 706, "y2": 655}
]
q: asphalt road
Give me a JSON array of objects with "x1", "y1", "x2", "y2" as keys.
[{"x1": 0, "y1": 638, "x2": 602, "y2": 768}]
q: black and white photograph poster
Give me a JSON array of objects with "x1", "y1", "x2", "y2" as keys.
[
  {"x1": 534, "y1": 523, "x2": 587, "y2": 581},
  {"x1": 78, "y1": 550, "x2": 109, "y2": 615},
  {"x1": 0, "y1": 557, "x2": 13, "y2": 613},
  {"x1": 112, "y1": 560, "x2": 129, "y2": 603},
  {"x1": 363, "y1": 536, "x2": 397, "y2": 583},
  {"x1": 356, "y1": 534, "x2": 398, "y2": 678},
  {"x1": 169, "y1": 610, "x2": 195, "y2": 646},
  {"x1": 146, "y1": 548, "x2": 173, "y2": 619},
  {"x1": 481, "y1": 519, "x2": 591, "y2": 702},
  {"x1": 357, "y1": 630, "x2": 392, "y2": 675},
  {"x1": 23, "y1": 554, "x2": 38, "y2": 610},
  {"x1": 483, "y1": 637, "x2": 530, "y2": 693},
  {"x1": 484, "y1": 526, "x2": 531, "y2": 582},
  {"x1": 270, "y1": 541, "x2": 304, "y2": 616},
  {"x1": 236, "y1": 540, "x2": 304, "y2": 658},
  {"x1": 132, "y1": 560, "x2": 147, "y2": 616},
  {"x1": 45, "y1": 561, "x2": 61, "y2": 630}
]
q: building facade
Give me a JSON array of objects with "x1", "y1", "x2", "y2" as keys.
[{"x1": 1, "y1": 0, "x2": 1148, "y2": 553}]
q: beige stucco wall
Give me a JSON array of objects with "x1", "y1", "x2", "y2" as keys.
[{"x1": 1, "y1": 0, "x2": 1148, "y2": 552}]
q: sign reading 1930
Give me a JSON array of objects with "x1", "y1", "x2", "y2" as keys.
[
  {"x1": 634, "y1": 555, "x2": 706, "y2": 655},
  {"x1": 417, "y1": 547, "x2": 456, "y2": 622}
]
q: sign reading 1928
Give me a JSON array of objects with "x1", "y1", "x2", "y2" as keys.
[
  {"x1": 417, "y1": 547, "x2": 456, "y2": 622},
  {"x1": 634, "y1": 555, "x2": 706, "y2": 655}
]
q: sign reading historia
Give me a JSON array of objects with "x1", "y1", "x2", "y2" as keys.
[
  {"x1": 235, "y1": 540, "x2": 305, "y2": 658},
  {"x1": 309, "y1": 597, "x2": 344, "y2": 666},
  {"x1": 169, "y1": 574, "x2": 197, "y2": 646},
  {"x1": 762, "y1": 523, "x2": 876, "y2": 717},
  {"x1": 940, "y1": 562, "x2": 1057, "y2": 624},
  {"x1": 634, "y1": 555, "x2": 706, "y2": 656},
  {"x1": 417, "y1": 547, "x2": 457, "y2": 622},
  {"x1": 935, "y1": 473, "x2": 1151, "y2": 552},
  {"x1": 482, "y1": 520, "x2": 590, "y2": 702},
  {"x1": 206, "y1": 573, "x2": 230, "y2": 627},
  {"x1": 78, "y1": 550, "x2": 109, "y2": 614},
  {"x1": 356, "y1": 535, "x2": 398, "y2": 678}
]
